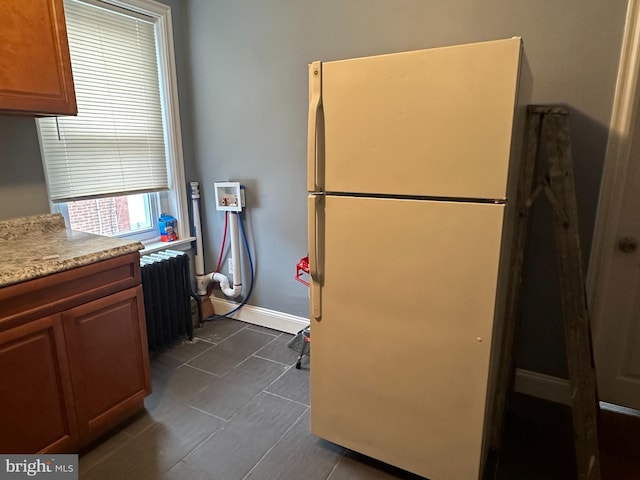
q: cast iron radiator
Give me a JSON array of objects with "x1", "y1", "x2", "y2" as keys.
[{"x1": 140, "y1": 250, "x2": 194, "y2": 351}]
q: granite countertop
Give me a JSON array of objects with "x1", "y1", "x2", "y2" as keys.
[{"x1": 0, "y1": 213, "x2": 144, "y2": 288}]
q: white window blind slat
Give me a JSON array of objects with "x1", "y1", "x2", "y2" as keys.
[{"x1": 39, "y1": 0, "x2": 169, "y2": 202}]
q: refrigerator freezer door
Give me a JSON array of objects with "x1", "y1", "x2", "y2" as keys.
[
  {"x1": 310, "y1": 195, "x2": 505, "y2": 480},
  {"x1": 319, "y1": 38, "x2": 521, "y2": 200}
]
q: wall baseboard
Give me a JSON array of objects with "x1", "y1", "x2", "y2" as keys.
[
  {"x1": 514, "y1": 368, "x2": 571, "y2": 405},
  {"x1": 209, "y1": 297, "x2": 309, "y2": 335},
  {"x1": 208, "y1": 298, "x2": 572, "y2": 405}
]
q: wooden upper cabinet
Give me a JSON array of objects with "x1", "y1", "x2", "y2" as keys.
[{"x1": 0, "y1": 0, "x2": 77, "y2": 115}]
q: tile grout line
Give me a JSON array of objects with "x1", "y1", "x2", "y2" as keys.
[
  {"x1": 85, "y1": 319, "x2": 316, "y2": 479},
  {"x1": 186, "y1": 404, "x2": 229, "y2": 423},
  {"x1": 179, "y1": 346, "x2": 248, "y2": 376},
  {"x1": 167, "y1": 325, "x2": 292, "y2": 380},
  {"x1": 194, "y1": 321, "x2": 248, "y2": 345},
  {"x1": 188, "y1": 325, "x2": 283, "y2": 375},
  {"x1": 155, "y1": 341, "x2": 250, "y2": 477},
  {"x1": 119, "y1": 430, "x2": 135, "y2": 439},
  {"x1": 169, "y1": 425, "x2": 226, "y2": 476},
  {"x1": 245, "y1": 325, "x2": 281, "y2": 338},
  {"x1": 262, "y1": 391, "x2": 310, "y2": 408},
  {"x1": 163, "y1": 342, "x2": 217, "y2": 369},
  {"x1": 180, "y1": 341, "x2": 291, "y2": 383},
  {"x1": 253, "y1": 331, "x2": 285, "y2": 354},
  {"x1": 204, "y1": 333, "x2": 304, "y2": 427},
  {"x1": 324, "y1": 455, "x2": 343, "y2": 480},
  {"x1": 189, "y1": 367, "x2": 290, "y2": 427},
  {"x1": 80, "y1": 430, "x2": 137, "y2": 476},
  {"x1": 240, "y1": 406, "x2": 310, "y2": 480},
  {"x1": 182, "y1": 363, "x2": 223, "y2": 378},
  {"x1": 252, "y1": 353, "x2": 296, "y2": 367},
  {"x1": 226, "y1": 344, "x2": 288, "y2": 372},
  {"x1": 103, "y1": 322, "x2": 303, "y2": 473},
  {"x1": 263, "y1": 363, "x2": 294, "y2": 388},
  {"x1": 184, "y1": 335, "x2": 217, "y2": 346},
  {"x1": 250, "y1": 353, "x2": 293, "y2": 370}
]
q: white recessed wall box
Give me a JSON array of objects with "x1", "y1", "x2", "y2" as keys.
[{"x1": 214, "y1": 182, "x2": 245, "y2": 212}]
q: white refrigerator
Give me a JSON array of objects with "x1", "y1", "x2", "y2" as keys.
[{"x1": 307, "y1": 38, "x2": 527, "y2": 480}]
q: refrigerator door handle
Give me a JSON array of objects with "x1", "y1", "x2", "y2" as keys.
[
  {"x1": 308, "y1": 61, "x2": 322, "y2": 193},
  {"x1": 308, "y1": 194, "x2": 322, "y2": 320}
]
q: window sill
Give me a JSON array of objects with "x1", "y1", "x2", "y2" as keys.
[{"x1": 140, "y1": 236, "x2": 195, "y2": 254}]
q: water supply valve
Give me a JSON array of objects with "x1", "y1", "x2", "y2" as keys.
[{"x1": 214, "y1": 181, "x2": 245, "y2": 212}]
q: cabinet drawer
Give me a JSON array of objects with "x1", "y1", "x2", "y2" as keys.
[{"x1": 0, "y1": 253, "x2": 140, "y2": 330}]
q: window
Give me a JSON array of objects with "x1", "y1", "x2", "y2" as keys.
[
  {"x1": 59, "y1": 193, "x2": 156, "y2": 236},
  {"x1": 37, "y1": 0, "x2": 188, "y2": 245}
]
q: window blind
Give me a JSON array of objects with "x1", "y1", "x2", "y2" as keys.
[{"x1": 39, "y1": 0, "x2": 169, "y2": 202}]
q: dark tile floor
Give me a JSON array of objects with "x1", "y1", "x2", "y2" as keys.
[{"x1": 79, "y1": 318, "x2": 579, "y2": 480}]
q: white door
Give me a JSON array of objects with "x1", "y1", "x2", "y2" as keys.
[
  {"x1": 317, "y1": 38, "x2": 522, "y2": 200},
  {"x1": 589, "y1": 2, "x2": 640, "y2": 411},
  {"x1": 309, "y1": 195, "x2": 505, "y2": 480},
  {"x1": 591, "y1": 114, "x2": 640, "y2": 410}
]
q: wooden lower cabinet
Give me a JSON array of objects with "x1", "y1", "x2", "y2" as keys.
[
  {"x1": 64, "y1": 286, "x2": 150, "y2": 444},
  {"x1": 0, "y1": 253, "x2": 150, "y2": 453},
  {"x1": 0, "y1": 314, "x2": 79, "y2": 453}
]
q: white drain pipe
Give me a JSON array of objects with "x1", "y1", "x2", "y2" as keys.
[
  {"x1": 191, "y1": 182, "x2": 209, "y2": 295},
  {"x1": 210, "y1": 212, "x2": 242, "y2": 298},
  {"x1": 191, "y1": 182, "x2": 242, "y2": 299}
]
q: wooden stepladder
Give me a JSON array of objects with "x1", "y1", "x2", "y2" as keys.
[{"x1": 492, "y1": 105, "x2": 601, "y2": 480}]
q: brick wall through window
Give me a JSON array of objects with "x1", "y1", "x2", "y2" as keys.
[{"x1": 67, "y1": 197, "x2": 132, "y2": 235}]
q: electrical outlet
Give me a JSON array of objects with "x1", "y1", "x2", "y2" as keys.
[{"x1": 228, "y1": 258, "x2": 234, "y2": 275}]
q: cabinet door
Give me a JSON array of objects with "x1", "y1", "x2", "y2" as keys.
[
  {"x1": 0, "y1": 0, "x2": 77, "y2": 115},
  {"x1": 63, "y1": 286, "x2": 150, "y2": 443},
  {"x1": 0, "y1": 314, "x2": 79, "y2": 453}
]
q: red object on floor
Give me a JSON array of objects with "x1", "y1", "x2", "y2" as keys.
[{"x1": 295, "y1": 256, "x2": 310, "y2": 287}]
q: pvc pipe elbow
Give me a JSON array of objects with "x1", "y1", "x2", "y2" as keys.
[
  {"x1": 225, "y1": 284, "x2": 243, "y2": 298},
  {"x1": 211, "y1": 272, "x2": 227, "y2": 289},
  {"x1": 211, "y1": 272, "x2": 242, "y2": 298}
]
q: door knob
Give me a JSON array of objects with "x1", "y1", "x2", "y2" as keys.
[{"x1": 618, "y1": 237, "x2": 638, "y2": 253}]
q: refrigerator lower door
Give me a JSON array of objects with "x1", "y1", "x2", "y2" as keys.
[{"x1": 310, "y1": 195, "x2": 505, "y2": 480}]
